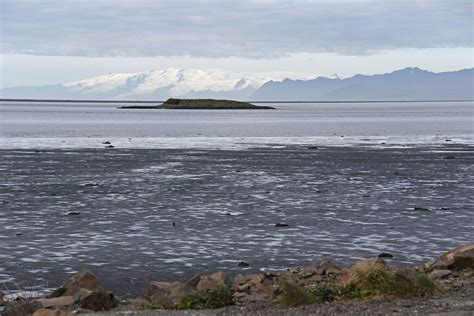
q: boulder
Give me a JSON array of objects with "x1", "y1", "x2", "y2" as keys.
[
  {"x1": 231, "y1": 274, "x2": 278, "y2": 303},
  {"x1": 32, "y1": 308, "x2": 57, "y2": 316},
  {"x1": 78, "y1": 291, "x2": 119, "y2": 311},
  {"x1": 196, "y1": 271, "x2": 230, "y2": 292},
  {"x1": 145, "y1": 281, "x2": 190, "y2": 306},
  {"x1": 35, "y1": 296, "x2": 74, "y2": 308},
  {"x1": 318, "y1": 258, "x2": 344, "y2": 275},
  {"x1": 436, "y1": 244, "x2": 474, "y2": 270},
  {"x1": 49, "y1": 271, "x2": 104, "y2": 298},
  {"x1": 430, "y1": 269, "x2": 453, "y2": 280},
  {"x1": 32, "y1": 307, "x2": 73, "y2": 316},
  {"x1": 4, "y1": 300, "x2": 42, "y2": 316}
]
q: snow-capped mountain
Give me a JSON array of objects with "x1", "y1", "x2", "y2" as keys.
[
  {"x1": 2, "y1": 67, "x2": 471, "y2": 101},
  {"x1": 0, "y1": 69, "x2": 313, "y2": 100}
]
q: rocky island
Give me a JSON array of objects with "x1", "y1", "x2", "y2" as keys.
[{"x1": 119, "y1": 98, "x2": 275, "y2": 110}]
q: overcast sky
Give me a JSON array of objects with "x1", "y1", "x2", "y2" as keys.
[{"x1": 1, "y1": 0, "x2": 473, "y2": 87}]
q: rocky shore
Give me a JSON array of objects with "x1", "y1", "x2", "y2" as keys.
[{"x1": 2, "y1": 244, "x2": 473, "y2": 316}]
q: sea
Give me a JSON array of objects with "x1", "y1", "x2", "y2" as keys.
[
  {"x1": 0, "y1": 100, "x2": 473, "y2": 298},
  {"x1": 1, "y1": 101, "x2": 473, "y2": 148}
]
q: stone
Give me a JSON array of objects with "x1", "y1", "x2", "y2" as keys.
[
  {"x1": 78, "y1": 291, "x2": 118, "y2": 311},
  {"x1": 318, "y1": 258, "x2": 342, "y2": 275},
  {"x1": 32, "y1": 308, "x2": 73, "y2": 316},
  {"x1": 378, "y1": 253, "x2": 394, "y2": 258},
  {"x1": 35, "y1": 296, "x2": 74, "y2": 308},
  {"x1": 275, "y1": 223, "x2": 289, "y2": 227},
  {"x1": 414, "y1": 207, "x2": 431, "y2": 212},
  {"x1": 145, "y1": 281, "x2": 190, "y2": 306},
  {"x1": 231, "y1": 273, "x2": 278, "y2": 303},
  {"x1": 127, "y1": 298, "x2": 149, "y2": 307},
  {"x1": 196, "y1": 271, "x2": 230, "y2": 291},
  {"x1": 32, "y1": 308, "x2": 57, "y2": 316},
  {"x1": 184, "y1": 274, "x2": 201, "y2": 288},
  {"x1": 437, "y1": 244, "x2": 474, "y2": 270},
  {"x1": 49, "y1": 271, "x2": 105, "y2": 298},
  {"x1": 4, "y1": 300, "x2": 42, "y2": 316},
  {"x1": 238, "y1": 261, "x2": 250, "y2": 267},
  {"x1": 430, "y1": 269, "x2": 453, "y2": 280}
]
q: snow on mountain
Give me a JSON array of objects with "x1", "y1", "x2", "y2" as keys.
[{"x1": 60, "y1": 68, "x2": 313, "y2": 99}]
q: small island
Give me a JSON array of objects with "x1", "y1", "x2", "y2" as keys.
[{"x1": 119, "y1": 98, "x2": 275, "y2": 110}]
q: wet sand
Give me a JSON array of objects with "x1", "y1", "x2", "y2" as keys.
[{"x1": 1, "y1": 144, "x2": 473, "y2": 297}]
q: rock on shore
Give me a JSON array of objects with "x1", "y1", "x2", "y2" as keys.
[{"x1": 1, "y1": 244, "x2": 473, "y2": 315}]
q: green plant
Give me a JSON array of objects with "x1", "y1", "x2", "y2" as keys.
[
  {"x1": 177, "y1": 287, "x2": 234, "y2": 310},
  {"x1": 277, "y1": 281, "x2": 338, "y2": 307},
  {"x1": 343, "y1": 261, "x2": 440, "y2": 300}
]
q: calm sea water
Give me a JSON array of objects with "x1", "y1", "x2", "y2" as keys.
[{"x1": 0, "y1": 101, "x2": 473, "y2": 148}]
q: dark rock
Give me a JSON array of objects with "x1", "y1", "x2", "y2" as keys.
[
  {"x1": 440, "y1": 207, "x2": 450, "y2": 210},
  {"x1": 378, "y1": 253, "x2": 394, "y2": 258},
  {"x1": 445, "y1": 139, "x2": 452, "y2": 142},
  {"x1": 275, "y1": 223, "x2": 289, "y2": 227},
  {"x1": 238, "y1": 261, "x2": 250, "y2": 267},
  {"x1": 78, "y1": 291, "x2": 119, "y2": 311},
  {"x1": 414, "y1": 207, "x2": 431, "y2": 212},
  {"x1": 67, "y1": 212, "x2": 80, "y2": 216},
  {"x1": 15, "y1": 233, "x2": 23, "y2": 236},
  {"x1": 444, "y1": 156, "x2": 456, "y2": 159},
  {"x1": 307, "y1": 146, "x2": 318, "y2": 150},
  {"x1": 82, "y1": 183, "x2": 99, "y2": 187},
  {"x1": 105, "y1": 145, "x2": 114, "y2": 148},
  {"x1": 102, "y1": 142, "x2": 111, "y2": 145}
]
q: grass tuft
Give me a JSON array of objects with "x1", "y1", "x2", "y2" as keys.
[
  {"x1": 177, "y1": 287, "x2": 234, "y2": 310},
  {"x1": 343, "y1": 261, "x2": 440, "y2": 300},
  {"x1": 277, "y1": 281, "x2": 338, "y2": 307}
]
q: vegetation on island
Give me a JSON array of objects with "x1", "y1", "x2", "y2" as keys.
[
  {"x1": 159, "y1": 98, "x2": 274, "y2": 109},
  {"x1": 118, "y1": 98, "x2": 274, "y2": 109}
]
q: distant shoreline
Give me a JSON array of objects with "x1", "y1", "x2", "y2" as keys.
[{"x1": 1, "y1": 98, "x2": 473, "y2": 104}]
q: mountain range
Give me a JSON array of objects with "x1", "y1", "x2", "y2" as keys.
[{"x1": 1, "y1": 67, "x2": 472, "y2": 101}]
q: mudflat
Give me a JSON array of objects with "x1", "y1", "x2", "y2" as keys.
[{"x1": 0, "y1": 144, "x2": 473, "y2": 297}]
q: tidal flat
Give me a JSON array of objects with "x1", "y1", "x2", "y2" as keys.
[{"x1": 0, "y1": 144, "x2": 473, "y2": 297}]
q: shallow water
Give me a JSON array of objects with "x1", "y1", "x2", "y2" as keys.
[
  {"x1": 1, "y1": 101, "x2": 473, "y2": 148},
  {"x1": 0, "y1": 101, "x2": 473, "y2": 297},
  {"x1": 1, "y1": 145, "x2": 473, "y2": 297}
]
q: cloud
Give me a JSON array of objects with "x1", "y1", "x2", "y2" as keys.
[{"x1": 1, "y1": 0, "x2": 472, "y2": 58}]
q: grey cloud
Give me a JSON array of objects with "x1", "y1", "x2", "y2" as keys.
[{"x1": 1, "y1": 0, "x2": 472, "y2": 57}]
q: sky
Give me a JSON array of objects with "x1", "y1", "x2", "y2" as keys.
[{"x1": 0, "y1": 0, "x2": 473, "y2": 88}]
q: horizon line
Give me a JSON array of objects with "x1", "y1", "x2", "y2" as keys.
[{"x1": 0, "y1": 98, "x2": 473, "y2": 104}]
